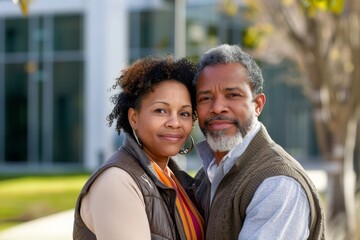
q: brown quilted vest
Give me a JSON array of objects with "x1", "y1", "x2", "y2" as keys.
[{"x1": 73, "y1": 135, "x2": 195, "y2": 240}]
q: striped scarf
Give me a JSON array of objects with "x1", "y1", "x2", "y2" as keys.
[{"x1": 151, "y1": 161, "x2": 205, "y2": 240}]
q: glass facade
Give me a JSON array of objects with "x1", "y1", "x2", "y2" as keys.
[
  {"x1": 129, "y1": 8, "x2": 175, "y2": 63},
  {"x1": 0, "y1": 14, "x2": 84, "y2": 166}
]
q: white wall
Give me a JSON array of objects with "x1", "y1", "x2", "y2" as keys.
[{"x1": 84, "y1": 0, "x2": 128, "y2": 170}]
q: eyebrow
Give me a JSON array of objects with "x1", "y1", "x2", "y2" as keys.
[
  {"x1": 224, "y1": 87, "x2": 241, "y2": 92},
  {"x1": 151, "y1": 101, "x2": 192, "y2": 108},
  {"x1": 197, "y1": 90, "x2": 211, "y2": 95},
  {"x1": 197, "y1": 87, "x2": 242, "y2": 95}
]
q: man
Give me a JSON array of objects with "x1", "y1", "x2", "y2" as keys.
[{"x1": 193, "y1": 44, "x2": 325, "y2": 239}]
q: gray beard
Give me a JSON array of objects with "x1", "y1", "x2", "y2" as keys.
[
  {"x1": 202, "y1": 115, "x2": 256, "y2": 153},
  {"x1": 206, "y1": 130, "x2": 243, "y2": 152}
]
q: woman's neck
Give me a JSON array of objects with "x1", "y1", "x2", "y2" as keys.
[{"x1": 143, "y1": 149, "x2": 169, "y2": 170}]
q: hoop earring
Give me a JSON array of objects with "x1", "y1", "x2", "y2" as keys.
[
  {"x1": 179, "y1": 135, "x2": 194, "y2": 155},
  {"x1": 132, "y1": 129, "x2": 143, "y2": 148}
]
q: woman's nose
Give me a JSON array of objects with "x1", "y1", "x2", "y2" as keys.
[{"x1": 165, "y1": 114, "x2": 181, "y2": 128}]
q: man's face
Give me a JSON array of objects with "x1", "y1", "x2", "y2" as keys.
[{"x1": 196, "y1": 63, "x2": 265, "y2": 156}]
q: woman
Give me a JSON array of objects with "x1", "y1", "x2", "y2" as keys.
[{"x1": 73, "y1": 56, "x2": 204, "y2": 240}]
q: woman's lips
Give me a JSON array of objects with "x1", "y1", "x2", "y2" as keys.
[{"x1": 159, "y1": 134, "x2": 183, "y2": 142}]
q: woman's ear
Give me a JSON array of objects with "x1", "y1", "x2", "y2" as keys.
[
  {"x1": 254, "y1": 93, "x2": 266, "y2": 117},
  {"x1": 128, "y1": 108, "x2": 138, "y2": 129}
]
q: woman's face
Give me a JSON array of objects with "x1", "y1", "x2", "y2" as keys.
[{"x1": 128, "y1": 80, "x2": 193, "y2": 165}]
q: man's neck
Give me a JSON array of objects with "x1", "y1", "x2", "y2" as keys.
[{"x1": 214, "y1": 151, "x2": 228, "y2": 165}]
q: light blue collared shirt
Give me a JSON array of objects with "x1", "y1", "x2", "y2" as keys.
[{"x1": 196, "y1": 122, "x2": 310, "y2": 240}]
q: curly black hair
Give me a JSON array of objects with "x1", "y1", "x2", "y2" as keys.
[{"x1": 107, "y1": 55, "x2": 197, "y2": 135}]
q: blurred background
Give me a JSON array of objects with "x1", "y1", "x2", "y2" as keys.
[{"x1": 0, "y1": 0, "x2": 359, "y2": 239}]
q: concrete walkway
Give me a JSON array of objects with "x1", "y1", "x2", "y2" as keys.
[{"x1": 0, "y1": 209, "x2": 74, "y2": 240}]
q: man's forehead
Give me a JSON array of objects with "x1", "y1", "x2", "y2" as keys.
[
  {"x1": 198, "y1": 64, "x2": 247, "y2": 80},
  {"x1": 196, "y1": 80, "x2": 249, "y2": 92}
]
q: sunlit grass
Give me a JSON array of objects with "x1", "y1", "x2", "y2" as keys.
[
  {"x1": 0, "y1": 174, "x2": 89, "y2": 231},
  {"x1": 0, "y1": 171, "x2": 196, "y2": 232}
]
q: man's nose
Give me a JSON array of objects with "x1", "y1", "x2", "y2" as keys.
[{"x1": 210, "y1": 97, "x2": 228, "y2": 115}]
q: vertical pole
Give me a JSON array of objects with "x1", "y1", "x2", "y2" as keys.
[{"x1": 174, "y1": 0, "x2": 186, "y2": 58}]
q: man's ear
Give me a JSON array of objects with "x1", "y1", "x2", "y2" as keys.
[
  {"x1": 128, "y1": 107, "x2": 138, "y2": 129},
  {"x1": 254, "y1": 93, "x2": 266, "y2": 117}
]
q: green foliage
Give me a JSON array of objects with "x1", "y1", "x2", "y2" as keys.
[
  {"x1": 220, "y1": 0, "x2": 239, "y2": 16},
  {"x1": 301, "y1": 0, "x2": 344, "y2": 16},
  {"x1": 243, "y1": 23, "x2": 273, "y2": 49},
  {"x1": 0, "y1": 174, "x2": 89, "y2": 231},
  {"x1": 219, "y1": 0, "x2": 346, "y2": 48}
]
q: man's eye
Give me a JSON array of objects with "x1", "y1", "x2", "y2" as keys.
[
  {"x1": 227, "y1": 93, "x2": 241, "y2": 98},
  {"x1": 198, "y1": 96, "x2": 211, "y2": 102}
]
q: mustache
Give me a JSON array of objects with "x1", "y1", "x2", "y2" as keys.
[{"x1": 204, "y1": 115, "x2": 240, "y2": 128}]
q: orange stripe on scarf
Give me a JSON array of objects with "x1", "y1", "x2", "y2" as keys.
[{"x1": 151, "y1": 161, "x2": 204, "y2": 240}]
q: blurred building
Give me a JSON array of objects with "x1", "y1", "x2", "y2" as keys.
[{"x1": 0, "y1": 0, "x2": 318, "y2": 173}]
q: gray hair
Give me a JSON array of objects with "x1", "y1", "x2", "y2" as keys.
[{"x1": 194, "y1": 44, "x2": 264, "y2": 95}]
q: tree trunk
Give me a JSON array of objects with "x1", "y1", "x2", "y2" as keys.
[
  {"x1": 355, "y1": 121, "x2": 360, "y2": 192},
  {"x1": 314, "y1": 115, "x2": 358, "y2": 239}
]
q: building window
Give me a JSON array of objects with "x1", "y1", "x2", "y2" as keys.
[
  {"x1": 129, "y1": 8, "x2": 174, "y2": 63},
  {"x1": 0, "y1": 14, "x2": 84, "y2": 167},
  {"x1": 4, "y1": 63, "x2": 28, "y2": 162},
  {"x1": 5, "y1": 18, "x2": 28, "y2": 53},
  {"x1": 53, "y1": 15, "x2": 83, "y2": 51}
]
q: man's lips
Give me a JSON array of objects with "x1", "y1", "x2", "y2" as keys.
[{"x1": 207, "y1": 120, "x2": 233, "y2": 130}]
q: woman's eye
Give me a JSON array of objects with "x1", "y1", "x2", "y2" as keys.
[
  {"x1": 181, "y1": 111, "x2": 192, "y2": 118},
  {"x1": 154, "y1": 108, "x2": 166, "y2": 114}
]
